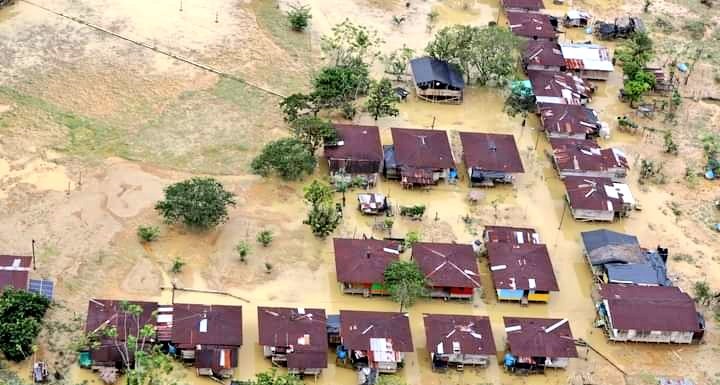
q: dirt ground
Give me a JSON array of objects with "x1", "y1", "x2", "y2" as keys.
[{"x1": 0, "y1": 0, "x2": 719, "y2": 384}]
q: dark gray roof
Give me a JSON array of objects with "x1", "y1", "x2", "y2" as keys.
[
  {"x1": 606, "y1": 252, "x2": 671, "y2": 286},
  {"x1": 581, "y1": 229, "x2": 644, "y2": 265},
  {"x1": 410, "y1": 57, "x2": 465, "y2": 89}
]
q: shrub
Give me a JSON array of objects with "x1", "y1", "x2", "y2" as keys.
[
  {"x1": 251, "y1": 138, "x2": 317, "y2": 180},
  {"x1": 265, "y1": 262, "x2": 273, "y2": 274},
  {"x1": 287, "y1": 4, "x2": 312, "y2": 32},
  {"x1": 137, "y1": 225, "x2": 160, "y2": 243},
  {"x1": 304, "y1": 203, "x2": 341, "y2": 237},
  {"x1": 663, "y1": 131, "x2": 678, "y2": 155},
  {"x1": 236, "y1": 241, "x2": 251, "y2": 262},
  {"x1": 155, "y1": 178, "x2": 236, "y2": 229},
  {"x1": 171, "y1": 258, "x2": 185, "y2": 274},
  {"x1": 257, "y1": 230, "x2": 274, "y2": 247},
  {"x1": 694, "y1": 281, "x2": 713, "y2": 305},
  {"x1": 404, "y1": 231, "x2": 421, "y2": 249}
]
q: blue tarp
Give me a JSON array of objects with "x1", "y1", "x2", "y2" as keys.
[{"x1": 410, "y1": 57, "x2": 465, "y2": 90}]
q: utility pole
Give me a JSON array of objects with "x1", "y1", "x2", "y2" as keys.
[
  {"x1": 431, "y1": 116, "x2": 436, "y2": 129},
  {"x1": 558, "y1": 200, "x2": 568, "y2": 230},
  {"x1": 31, "y1": 239, "x2": 36, "y2": 270}
]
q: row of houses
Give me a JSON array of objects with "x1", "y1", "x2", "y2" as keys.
[
  {"x1": 325, "y1": 124, "x2": 524, "y2": 189},
  {"x1": 84, "y1": 300, "x2": 579, "y2": 379}
]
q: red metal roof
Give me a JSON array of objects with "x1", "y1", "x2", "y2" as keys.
[
  {"x1": 171, "y1": 303, "x2": 243, "y2": 349},
  {"x1": 528, "y1": 71, "x2": 592, "y2": 104},
  {"x1": 599, "y1": 284, "x2": 701, "y2": 333},
  {"x1": 487, "y1": 243, "x2": 558, "y2": 292},
  {"x1": 504, "y1": 317, "x2": 578, "y2": 358},
  {"x1": 459, "y1": 132, "x2": 524, "y2": 173},
  {"x1": 563, "y1": 176, "x2": 630, "y2": 212},
  {"x1": 550, "y1": 138, "x2": 628, "y2": 173},
  {"x1": 412, "y1": 242, "x2": 480, "y2": 289},
  {"x1": 324, "y1": 124, "x2": 383, "y2": 174},
  {"x1": 85, "y1": 299, "x2": 157, "y2": 339},
  {"x1": 538, "y1": 103, "x2": 600, "y2": 137},
  {"x1": 0, "y1": 255, "x2": 31, "y2": 292},
  {"x1": 257, "y1": 307, "x2": 328, "y2": 369},
  {"x1": 391, "y1": 127, "x2": 454, "y2": 170},
  {"x1": 423, "y1": 314, "x2": 496, "y2": 356},
  {"x1": 502, "y1": 0, "x2": 545, "y2": 10},
  {"x1": 333, "y1": 238, "x2": 400, "y2": 285},
  {"x1": 339, "y1": 310, "x2": 414, "y2": 352},
  {"x1": 564, "y1": 58, "x2": 585, "y2": 70},
  {"x1": 523, "y1": 40, "x2": 565, "y2": 68},
  {"x1": 483, "y1": 226, "x2": 540, "y2": 245},
  {"x1": 506, "y1": 12, "x2": 556, "y2": 40}
]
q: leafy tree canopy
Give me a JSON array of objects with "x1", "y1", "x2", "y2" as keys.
[
  {"x1": 291, "y1": 116, "x2": 337, "y2": 152},
  {"x1": 303, "y1": 180, "x2": 334, "y2": 208},
  {"x1": 251, "y1": 138, "x2": 317, "y2": 180},
  {"x1": 384, "y1": 260, "x2": 428, "y2": 311},
  {"x1": 312, "y1": 63, "x2": 370, "y2": 109},
  {"x1": 320, "y1": 19, "x2": 383, "y2": 66},
  {"x1": 155, "y1": 178, "x2": 236, "y2": 229},
  {"x1": 286, "y1": 4, "x2": 312, "y2": 32},
  {"x1": 365, "y1": 79, "x2": 400, "y2": 120},
  {"x1": 0, "y1": 288, "x2": 51, "y2": 361},
  {"x1": 250, "y1": 369, "x2": 304, "y2": 385}
]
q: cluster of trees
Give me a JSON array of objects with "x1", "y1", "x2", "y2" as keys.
[
  {"x1": 616, "y1": 32, "x2": 656, "y2": 106},
  {"x1": 0, "y1": 288, "x2": 51, "y2": 361},
  {"x1": 426, "y1": 24, "x2": 520, "y2": 86},
  {"x1": 302, "y1": 180, "x2": 341, "y2": 237}
]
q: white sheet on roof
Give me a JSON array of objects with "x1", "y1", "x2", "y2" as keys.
[{"x1": 560, "y1": 44, "x2": 615, "y2": 72}]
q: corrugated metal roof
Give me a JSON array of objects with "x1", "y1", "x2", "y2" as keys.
[
  {"x1": 507, "y1": 12, "x2": 556, "y2": 40},
  {"x1": 564, "y1": 176, "x2": 634, "y2": 212},
  {"x1": 333, "y1": 238, "x2": 400, "y2": 284},
  {"x1": 412, "y1": 242, "x2": 480, "y2": 289},
  {"x1": 487, "y1": 243, "x2": 558, "y2": 291},
  {"x1": 325, "y1": 124, "x2": 383, "y2": 174},
  {"x1": 172, "y1": 303, "x2": 243, "y2": 349},
  {"x1": 423, "y1": 314, "x2": 496, "y2": 356},
  {"x1": 459, "y1": 132, "x2": 524, "y2": 173},
  {"x1": 501, "y1": 0, "x2": 545, "y2": 11},
  {"x1": 257, "y1": 306, "x2": 329, "y2": 369},
  {"x1": 538, "y1": 103, "x2": 600, "y2": 137},
  {"x1": 484, "y1": 226, "x2": 541, "y2": 245},
  {"x1": 550, "y1": 138, "x2": 628, "y2": 173},
  {"x1": 410, "y1": 57, "x2": 465, "y2": 90},
  {"x1": 523, "y1": 40, "x2": 565, "y2": 67},
  {"x1": 391, "y1": 128, "x2": 455, "y2": 169},
  {"x1": 340, "y1": 310, "x2": 414, "y2": 352},
  {"x1": 560, "y1": 44, "x2": 614, "y2": 72},
  {"x1": 504, "y1": 317, "x2": 578, "y2": 358}
]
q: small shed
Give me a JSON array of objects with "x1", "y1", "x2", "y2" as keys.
[
  {"x1": 324, "y1": 124, "x2": 384, "y2": 187},
  {"x1": 423, "y1": 314, "x2": 496, "y2": 370},
  {"x1": 412, "y1": 242, "x2": 481, "y2": 299},
  {"x1": 171, "y1": 303, "x2": 243, "y2": 378},
  {"x1": 598, "y1": 284, "x2": 704, "y2": 344},
  {"x1": 410, "y1": 57, "x2": 465, "y2": 104},
  {"x1": 537, "y1": 103, "x2": 602, "y2": 139},
  {"x1": 564, "y1": 176, "x2": 635, "y2": 222},
  {"x1": 549, "y1": 138, "x2": 628, "y2": 181},
  {"x1": 522, "y1": 41, "x2": 565, "y2": 72},
  {"x1": 503, "y1": 317, "x2": 578, "y2": 374},
  {"x1": 333, "y1": 238, "x2": 401, "y2": 296},
  {"x1": 0, "y1": 255, "x2": 31, "y2": 293},
  {"x1": 487, "y1": 243, "x2": 558, "y2": 303},
  {"x1": 501, "y1": 0, "x2": 544, "y2": 12},
  {"x1": 528, "y1": 71, "x2": 593, "y2": 105},
  {"x1": 506, "y1": 12, "x2": 557, "y2": 41},
  {"x1": 459, "y1": 132, "x2": 524, "y2": 187},
  {"x1": 339, "y1": 310, "x2": 414, "y2": 373},
  {"x1": 257, "y1": 307, "x2": 329, "y2": 376},
  {"x1": 563, "y1": 10, "x2": 591, "y2": 27},
  {"x1": 387, "y1": 128, "x2": 455, "y2": 188},
  {"x1": 483, "y1": 226, "x2": 540, "y2": 246},
  {"x1": 559, "y1": 43, "x2": 614, "y2": 81}
]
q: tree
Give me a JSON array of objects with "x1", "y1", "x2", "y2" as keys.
[
  {"x1": 250, "y1": 369, "x2": 304, "y2": 385},
  {"x1": 303, "y1": 180, "x2": 334, "y2": 207},
  {"x1": 694, "y1": 281, "x2": 713, "y2": 306},
  {"x1": 251, "y1": 138, "x2": 317, "y2": 180},
  {"x1": 382, "y1": 45, "x2": 415, "y2": 76},
  {"x1": 137, "y1": 225, "x2": 160, "y2": 243},
  {"x1": 384, "y1": 260, "x2": 428, "y2": 311},
  {"x1": 615, "y1": 32, "x2": 653, "y2": 67},
  {"x1": 320, "y1": 19, "x2": 383, "y2": 66},
  {"x1": 304, "y1": 202, "x2": 342, "y2": 237},
  {"x1": 155, "y1": 178, "x2": 236, "y2": 229},
  {"x1": 623, "y1": 78, "x2": 652, "y2": 106},
  {"x1": 425, "y1": 25, "x2": 519, "y2": 85},
  {"x1": 0, "y1": 288, "x2": 51, "y2": 361},
  {"x1": 291, "y1": 116, "x2": 337, "y2": 152},
  {"x1": 366, "y1": 79, "x2": 400, "y2": 120},
  {"x1": 312, "y1": 64, "x2": 370, "y2": 110},
  {"x1": 286, "y1": 4, "x2": 311, "y2": 32},
  {"x1": 279, "y1": 93, "x2": 316, "y2": 123},
  {"x1": 404, "y1": 230, "x2": 421, "y2": 249}
]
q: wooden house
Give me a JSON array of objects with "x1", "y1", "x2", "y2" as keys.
[
  {"x1": 506, "y1": 12, "x2": 557, "y2": 41},
  {"x1": 487, "y1": 243, "x2": 558, "y2": 303},
  {"x1": 409, "y1": 57, "x2": 465, "y2": 104},
  {"x1": 412, "y1": 242, "x2": 481, "y2": 299},
  {"x1": 168, "y1": 303, "x2": 242, "y2": 378},
  {"x1": 503, "y1": 317, "x2": 578, "y2": 374},
  {"x1": 338, "y1": 310, "x2": 413, "y2": 374},
  {"x1": 459, "y1": 132, "x2": 524, "y2": 186},
  {"x1": 537, "y1": 103, "x2": 603, "y2": 139},
  {"x1": 257, "y1": 307, "x2": 328, "y2": 376},
  {"x1": 0, "y1": 255, "x2": 31, "y2": 293},
  {"x1": 501, "y1": 0, "x2": 544, "y2": 13},
  {"x1": 559, "y1": 43, "x2": 614, "y2": 81},
  {"x1": 550, "y1": 138, "x2": 628, "y2": 181},
  {"x1": 386, "y1": 128, "x2": 455, "y2": 188},
  {"x1": 423, "y1": 314, "x2": 496, "y2": 370},
  {"x1": 564, "y1": 176, "x2": 635, "y2": 222},
  {"x1": 333, "y1": 238, "x2": 401, "y2": 296},
  {"x1": 529, "y1": 71, "x2": 593, "y2": 105},
  {"x1": 324, "y1": 124, "x2": 383, "y2": 187},
  {"x1": 598, "y1": 284, "x2": 704, "y2": 344},
  {"x1": 483, "y1": 226, "x2": 540, "y2": 246},
  {"x1": 523, "y1": 41, "x2": 565, "y2": 73}
]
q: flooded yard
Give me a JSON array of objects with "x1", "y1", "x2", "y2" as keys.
[{"x1": 0, "y1": 0, "x2": 719, "y2": 385}]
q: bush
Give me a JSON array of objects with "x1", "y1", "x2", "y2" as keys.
[
  {"x1": 257, "y1": 230, "x2": 274, "y2": 247},
  {"x1": 304, "y1": 203, "x2": 341, "y2": 237},
  {"x1": 0, "y1": 288, "x2": 51, "y2": 361},
  {"x1": 236, "y1": 241, "x2": 251, "y2": 262},
  {"x1": 663, "y1": 131, "x2": 678, "y2": 155},
  {"x1": 694, "y1": 281, "x2": 713, "y2": 305},
  {"x1": 171, "y1": 258, "x2": 185, "y2": 274},
  {"x1": 265, "y1": 262, "x2": 273, "y2": 274},
  {"x1": 251, "y1": 138, "x2": 317, "y2": 180},
  {"x1": 155, "y1": 178, "x2": 236, "y2": 229},
  {"x1": 137, "y1": 225, "x2": 160, "y2": 243},
  {"x1": 365, "y1": 79, "x2": 399, "y2": 120},
  {"x1": 287, "y1": 4, "x2": 311, "y2": 32},
  {"x1": 404, "y1": 231, "x2": 421, "y2": 249}
]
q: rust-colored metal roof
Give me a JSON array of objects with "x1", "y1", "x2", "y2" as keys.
[
  {"x1": 483, "y1": 226, "x2": 540, "y2": 245},
  {"x1": 325, "y1": 124, "x2": 383, "y2": 174},
  {"x1": 85, "y1": 299, "x2": 157, "y2": 340},
  {"x1": 487, "y1": 243, "x2": 558, "y2": 292},
  {"x1": 459, "y1": 132, "x2": 524, "y2": 173},
  {"x1": 504, "y1": 317, "x2": 578, "y2": 358},
  {"x1": 502, "y1": 0, "x2": 545, "y2": 10},
  {"x1": 563, "y1": 176, "x2": 632, "y2": 212},
  {"x1": 523, "y1": 40, "x2": 565, "y2": 67},
  {"x1": 423, "y1": 314, "x2": 496, "y2": 356},
  {"x1": 507, "y1": 12, "x2": 556, "y2": 40},
  {"x1": 171, "y1": 303, "x2": 242, "y2": 349},
  {"x1": 391, "y1": 127, "x2": 454, "y2": 169},
  {"x1": 538, "y1": 103, "x2": 599, "y2": 136},
  {"x1": 333, "y1": 238, "x2": 401, "y2": 284},
  {"x1": 550, "y1": 138, "x2": 629, "y2": 173},
  {"x1": 529, "y1": 71, "x2": 592, "y2": 103},
  {"x1": 599, "y1": 284, "x2": 702, "y2": 332},
  {"x1": 257, "y1": 307, "x2": 328, "y2": 369},
  {"x1": 412, "y1": 242, "x2": 480, "y2": 289},
  {"x1": 0, "y1": 255, "x2": 31, "y2": 292},
  {"x1": 339, "y1": 310, "x2": 414, "y2": 352}
]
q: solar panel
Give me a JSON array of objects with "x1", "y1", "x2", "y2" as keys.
[{"x1": 28, "y1": 279, "x2": 54, "y2": 299}]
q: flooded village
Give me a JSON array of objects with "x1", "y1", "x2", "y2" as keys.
[{"x1": 0, "y1": 0, "x2": 719, "y2": 385}]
